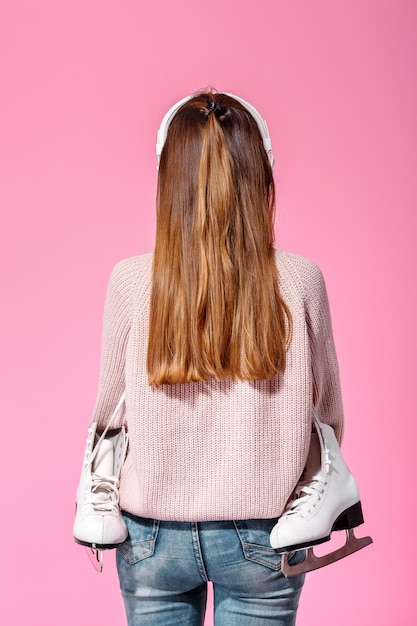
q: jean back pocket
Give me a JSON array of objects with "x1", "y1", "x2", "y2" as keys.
[{"x1": 117, "y1": 513, "x2": 160, "y2": 565}]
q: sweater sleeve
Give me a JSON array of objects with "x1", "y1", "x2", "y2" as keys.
[
  {"x1": 304, "y1": 263, "x2": 344, "y2": 444},
  {"x1": 90, "y1": 258, "x2": 137, "y2": 430}
]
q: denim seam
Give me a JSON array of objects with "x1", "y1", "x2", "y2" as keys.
[{"x1": 191, "y1": 522, "x2": 209, "y2": 582}]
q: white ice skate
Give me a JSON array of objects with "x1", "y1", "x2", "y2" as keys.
[
  {"x1": 74, "y1": 395, "x2": 129, "y2": 571},
  {"x1": 270, "y1": 411, "x2": 372, "y2": 576}
]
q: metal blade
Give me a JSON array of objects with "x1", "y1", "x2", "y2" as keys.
[
  {"x1": 85, "y1": 547, "x2": 104, "y2": 573},
  {"x1": 281, "y1": 529, "x2": 373, "y2": 577}
]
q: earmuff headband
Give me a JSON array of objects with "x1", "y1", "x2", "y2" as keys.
[{"x1": 156, "y1": 92, "x2": 274, "y2": 169}]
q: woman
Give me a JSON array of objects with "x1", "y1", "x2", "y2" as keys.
[{"x1": 90, "y1": 92, "x2": 343, "y2": 624}]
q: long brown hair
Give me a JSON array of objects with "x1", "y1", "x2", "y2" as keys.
[{"x1": 147, "y1": 92, "x2": 291, "y2": 385}]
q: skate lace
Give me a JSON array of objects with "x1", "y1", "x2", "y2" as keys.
[
  {"x1": 85, "y1": 475, "x2": 120, "y2": 512},
  {"x1": 83, "y1": 425, "x2": 122, "y2": 514},
  {"x1": 283, "y1": 440, "x2": 332, "y2": 520}
]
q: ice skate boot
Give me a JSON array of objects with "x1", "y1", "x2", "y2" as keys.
[
  {"x1": 73, "y1": 420, "x2": 129, "y2": 561},
  {"x1": 270, "y1": 412, "x2": 372, "y2": 576}
]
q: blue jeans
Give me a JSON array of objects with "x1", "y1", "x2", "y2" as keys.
[{"x1": 116, "y1": 514, "x2": 305, "y2": 625}]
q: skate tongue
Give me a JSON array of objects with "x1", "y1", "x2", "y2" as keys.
[
  {"x1": 302, "y1": 432, "x2": 321, "y2": 482},
  {"x1": 93, "y1": 439, "x2": 114, "y2": 476}
]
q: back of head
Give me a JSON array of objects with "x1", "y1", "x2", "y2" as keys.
[{"x1": 148, "y1": 92, "x2": 291, "y2": 386}]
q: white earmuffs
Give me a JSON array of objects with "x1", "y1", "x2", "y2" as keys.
[{"x1": 156, "y1": 92, "x2": 274, "y2": 169}]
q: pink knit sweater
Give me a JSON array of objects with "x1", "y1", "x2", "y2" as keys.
[{"x1": 92, "y1": 249, "x2": 344, "y2": 521}]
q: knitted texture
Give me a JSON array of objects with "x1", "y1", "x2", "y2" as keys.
[{"x1": 91, "y1": 250, "x2": 344, "y2": 521}]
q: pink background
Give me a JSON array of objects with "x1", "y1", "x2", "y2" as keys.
[{"x1": 1, "y1": 0, "x2": 415, "y2": 624}]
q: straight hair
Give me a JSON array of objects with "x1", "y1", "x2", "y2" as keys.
[{"x1": 147, "y1": 93, "x2": 291, "y2": 385}]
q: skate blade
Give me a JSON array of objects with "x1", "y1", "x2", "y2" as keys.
[
  {"x1": 281, "y1": 528, "x2": 373, "y2": 577},
  {"x1": 85, "y1": 547, "x2": 104, "y2": 573}
]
